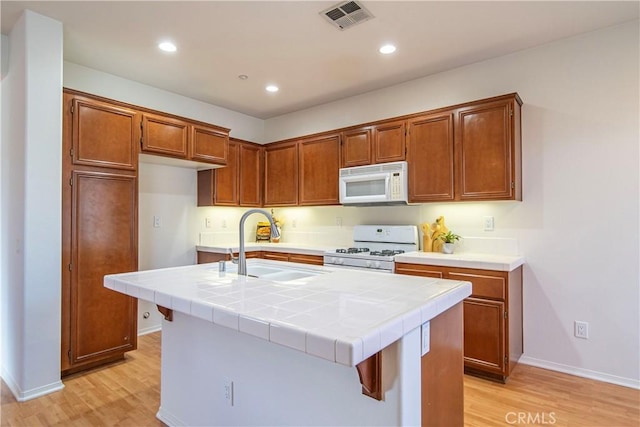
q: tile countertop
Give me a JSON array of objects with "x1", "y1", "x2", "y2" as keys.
[
  {"x1": 105, "y1": 259, "x2": 471, "y2": 367},
  {"x1": 196, "y1": 243, "x2": 333, "y2": 256},
  {"x1": 395, "y1": 251, "x2": 525, "y2": 272}
]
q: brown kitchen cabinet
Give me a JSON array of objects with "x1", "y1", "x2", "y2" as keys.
[
  {"x1": 373, "y1": 119, "x2": 406, "y2": 164},
  {"x1": 141, "y1": 112, "x2": 189, "y2": 158},
  {"x1": 197, "y1": 250, "x2": 323, "y2": 266},
  {"x1": 395, "y1": 262, "x2": 523, "y2": 382},
  {"x1": 454, "y1": 94, "x2": 522, "y2": 201},
  {"x1": 298, "y1": 134, "x2": 341, "y2": 206},
  {"x1": 264, "y1": 141, "x2": 298, "y2": 206},
  {"x1": 191, "y1": 124, "x2": 229, "y2": 165},
  {"x1": 197, "y1": 139, "x2": 262, "y2": 207},
  {"x1": 197, "y1": 250, "x2": 262, "y2": 264},
  {"x1": 62, "y1": 90, "x2": 138, "y2": 375},
  {"x1": 341, "y1": 127, "x2": 372, "y2": 167},
  {"x1": 70, "y1": 94, "x2": 139, "y2": 171},
  {"x1": 407, "y1": 112, "x2": 455, "y2": 202}
]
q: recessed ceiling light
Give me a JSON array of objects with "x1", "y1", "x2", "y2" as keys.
[
  {"x1": 158, "y1": 41, "x2": 177, "y2": 53},
  {"x1": 379, "y1": 44, "x2": 396, "y2": 54},
  {"x1": 238, "y1": 74, "x2": 249, "y2": 80},
  {"x1": 265, "y1": 85, "x2": 279, "y2": 93}
]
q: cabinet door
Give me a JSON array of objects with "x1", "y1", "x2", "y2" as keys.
[
  {"x1": 455, "y1": 98, "x2": 519, "y2": 200},
  {"x1": 71, "y1": 97, "x2": 139, "y2": 170},
  {"x1": 407, "y1": 113, "x2": 455, "y2": 202},
  {"x1": 341, "y1": 128, "x2": 372, "y2": 167},
  {"x1": 239, "y1": 142, "x2": 263, "y2": 207},
  {"x1": 191, "y1": 124, "x2": 229, "y2": 165},
  {"x1": 69, "y1": 171, "x2": 138, "y2": 367},
  {"x1": 264, "y1": 142, "x2": 298, "y2": 206},
  {"x1": 463, "y1": 298, "x2": 506, "y2": 376},
  {"x1": 299, "y1": 134, "x2": 340, "y2": 206},
  {"x1": 214, "y1": 140, "x2": 239, "y2": 206},
  {"x1": 373, "y1": 120, "x2": 406, "y2": 164},
  {"x1": 141, "y1": 113, "x2": 189, "y2": 158}
]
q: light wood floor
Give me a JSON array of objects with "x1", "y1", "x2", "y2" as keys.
[{"x1": 2, "y1": 332, "x2": 638, "y2": 426}]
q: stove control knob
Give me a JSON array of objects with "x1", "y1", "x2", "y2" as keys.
[
  {"x1": 338, "y1": 258, "x2": 344, "y2": 265},
  {"x1": 373, "y1": 261, "x2": 381, "y2": 268},
  {"x1": 365, "y1": 260, "x2": 372, "y2": 268}
]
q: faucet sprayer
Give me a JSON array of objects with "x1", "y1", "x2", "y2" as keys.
[{"x1": 237, "y1": 209, "x2": 280, "y2": 276}]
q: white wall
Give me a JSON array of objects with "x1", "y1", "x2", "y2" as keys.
[
  {"x1": 261, "y1": 21, "x2": 640, "y2": 387},
  {"x1": 137, "y1": 162, "x2": 199, "y2": 334},
  {"x1": 0, "y1": 11, "x2": 64, "y2": 400}
]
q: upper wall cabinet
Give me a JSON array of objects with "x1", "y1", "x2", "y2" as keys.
[
  {"x1": 373, "y1": 120, "x2": 406, "y2": 164},
  {"x1": 407, "y1": 112, "x2": 455, "y2": 202},
  {"x1": 264, "y1": 141, "x2": 298, "y2": 206},
  {"x1": 141, "y1": 119, "x2": 229, "y2": 166},
  {"x1": 197, "y1": 139, "x2": 263, "y2": 207},
  {"x1": 191, "y1": 124, "x2": 229, "y2": 165},
  {"x1": 141, "y1": 112, "x2": 189, "y2": 158},
  {"x1": 299, "y1": 134, "x2": 341, "y2": 206},
  {"x1": 341, "y1": 127, "x2": 372, "y2": 167},
  {"x1": 71, "y1": 96, "x2": 140, "y2": 170},
  {"x1": 238, "y1": 142, "x2": 263, "y2": 207},
  {"x1": 454, "y1": 94, "x2": 522, "y2": 201}
]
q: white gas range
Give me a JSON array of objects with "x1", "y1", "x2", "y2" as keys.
[{"x1": 323, "y1": 225, "x2": 418, "y2": 273}]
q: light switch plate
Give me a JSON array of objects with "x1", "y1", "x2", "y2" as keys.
[{"x1": 483, "y1": 216, "x2": 495, "y2": 231}]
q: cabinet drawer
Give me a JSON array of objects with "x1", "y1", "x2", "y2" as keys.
[
  {"x1": 289, "y1": 253, "x2": 323, "y2": 265},
  {"x1": 262, "y1": 251, "x2": 289, "y2": 262},
  {"x1": 447, "y1": 271, "x2": 506, "y2": 300},
  {"x1": 395, "y1": 263, "x2": 445, "y2": 278}
]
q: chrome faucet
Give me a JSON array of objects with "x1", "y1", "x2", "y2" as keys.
[{"x1": 238, "y1": 209, "x2": 280, "y2": 276}]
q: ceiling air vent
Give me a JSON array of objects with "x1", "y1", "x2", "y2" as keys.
[{"x1": 320, "y1": 1, "x2": 374, "y2": 30}]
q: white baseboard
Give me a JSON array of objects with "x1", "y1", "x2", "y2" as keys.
[
  {"x1": 1, "y1": 367, "x2": 64, "y2": 401},
  {"x1": 157, "y1": 406, "x2": 186, "y2": 427},
  {"x1": 519, "y1": 355, "x2": 640, "y2": 390},
  {"x1": 138, "y1": 325, "x2": 162, "y2": 336}
]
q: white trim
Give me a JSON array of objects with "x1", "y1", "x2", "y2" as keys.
[
  {"x1": 519, "y1": 356, "x2": 640, "y2": 390},
  {"x1": 138, "y1": 325, "x2": 162, "y2": 336},
  {"x1": 1, "y1": 368, "x2": 64, "y2": 402},
  {"x1": 157, "y1": 407, "x2": 186, "y2": 427}
]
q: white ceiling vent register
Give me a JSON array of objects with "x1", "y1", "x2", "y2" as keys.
[{"x1": 320, "y1": 1, "x2": 374, "y2": 30}]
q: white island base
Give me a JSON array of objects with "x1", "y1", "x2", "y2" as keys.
[{"x1": 156, "y1": 305, "x2": 463, "y2": 427}]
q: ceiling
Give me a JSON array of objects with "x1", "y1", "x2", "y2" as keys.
[{"x1": 1, "y1": 1, "x2": 638, "y2": 119}]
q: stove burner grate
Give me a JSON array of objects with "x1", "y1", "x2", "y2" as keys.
[
  {"x1": 336, "y1": 247, "x2": 370, "y2": 254},
  {"x1": 369, "y1": 249, "x2": 405, "y2": 257}
]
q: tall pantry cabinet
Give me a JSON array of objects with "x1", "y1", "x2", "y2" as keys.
[{"x1": 61, "y1": 90, "x2": 138, "y2": 375}]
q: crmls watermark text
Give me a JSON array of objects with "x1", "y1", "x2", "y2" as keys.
[{"x1": 505, "y1": 412, "x2": 557, "y2": 425}]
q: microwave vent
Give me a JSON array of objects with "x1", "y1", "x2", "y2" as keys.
[{"x1": 320, "y1": 1, "x2": 374, "y2": 31}]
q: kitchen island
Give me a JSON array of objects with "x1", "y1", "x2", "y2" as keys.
[{"x1": 105, "y1": 259, "x2": 471, "y2": 426}]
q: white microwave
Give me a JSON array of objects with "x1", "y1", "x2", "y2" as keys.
[{"x1": 339, "y1": 161, "x2": 408, "y2": 206}]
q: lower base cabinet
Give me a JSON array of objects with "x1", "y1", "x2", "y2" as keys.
[
  {"x1": 197, "y1": 250, "x2": 323, "y2": 266},
  {"x1": 395, "y1": 263, "x2": 523, "y2": 382}
]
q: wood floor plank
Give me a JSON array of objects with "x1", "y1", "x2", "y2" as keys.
[{"x1": 2, "y1": 332, "x2": 638, "y2": 426}]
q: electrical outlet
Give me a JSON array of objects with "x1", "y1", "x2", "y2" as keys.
[
  {"x1": 153, "y1": 215, "x2": 161, "y2": 228},
  {"x1": 336, "y1": 217, "x2": 343, "y2": 227},
  {"x1": 292, "y1": 218, "x2": 297, "y2": 228},
  {"x1": 575, "y1": 321, "x2": 589, "y2": 339},
  {"x1": 221, "y1": 219, "x2": 227, "y2": 228},
  {"x1": 421, "y1": 321, "x2": 430, "y2": 356},
  {"x1": 224, "y1": 378, "x2": 234, "y2": 406},
  {"x1": 205, "y1": 217, "x2": 212, "y2": 228},
  {"x1": 483, "y1": 216, "x2": 494, "y2": 231}
]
